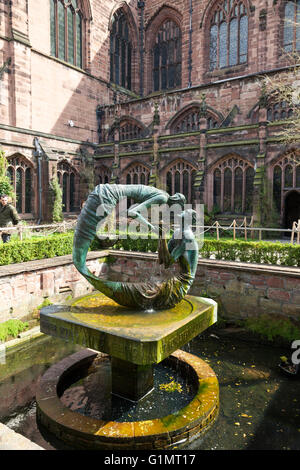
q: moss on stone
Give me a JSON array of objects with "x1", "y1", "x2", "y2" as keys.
[{"x1": 244, "y1": 314, "x2": 300, "y2": 343}]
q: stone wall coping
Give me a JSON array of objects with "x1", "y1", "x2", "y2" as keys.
[
  {"x1": 0, "y1": 251, "x2": 109, "y2": 278},
  {"x1": 0, "y1": 248, "x2": 299, "y2": 279},
  {"x1": 110, "y1": 250, "x2": 300, "y2": 278}
]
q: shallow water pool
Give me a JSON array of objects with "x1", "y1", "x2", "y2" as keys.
[{"x1": 0, "y1": 328, "x2": 299, "y2": 450}]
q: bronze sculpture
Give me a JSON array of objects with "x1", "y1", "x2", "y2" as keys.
[{"x1": 73, "y1": 184, "x2": 198, "y2": 309}]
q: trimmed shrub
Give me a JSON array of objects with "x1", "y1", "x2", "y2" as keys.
[{"x1": 1, "y1": 232, "x2": 300, "y2": 267}]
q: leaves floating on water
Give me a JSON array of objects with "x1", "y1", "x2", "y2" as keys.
[{"x1": 159, "y1": 380, "x2": 183, "y2": 393}]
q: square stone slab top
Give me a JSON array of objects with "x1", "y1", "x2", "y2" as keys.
[{"x1": 40, "y1": 293, "x2": 217, "y2": 366}]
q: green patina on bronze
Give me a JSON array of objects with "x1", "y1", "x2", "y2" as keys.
[{"x1": 73, "y1": 184, "x2": 199, "y2": 310}]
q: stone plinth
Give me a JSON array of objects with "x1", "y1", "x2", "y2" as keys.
[{"x1": 40, "y1": 292, "x2": 217, "y2": 400}]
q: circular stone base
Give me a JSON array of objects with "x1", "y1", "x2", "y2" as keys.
[{"x1": 36, "y1": 349, "x2": 219, "y2": 450}]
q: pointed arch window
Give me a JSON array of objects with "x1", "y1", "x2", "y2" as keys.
[
  {"x1": 272, "y1": 152, "x2": 300, "y2": 213},
  {"x1": 170, "y1": 108, "x2": 220, "y2": 134},
  {"x1": 110, "y1": 10, "x2": 132, "y2": 90},
  {"x1": 153, "y1": 20, "x2": 182, "y2": 92},
  {"x1": 212, "y1": 157, "x2": 254, "y2": 213},
  {"x1": 108, "y1": 120, "x2": 145, "y2": 142},
  {"x1": 124, "y1": 164, "x2": 150, "y2": 185},
  {"x1": 6, "y1": 157, "x2": 33, "y2": 214},
  {"x1": 95, "y1": 166, "x2": 110, "y2": 185},
  {"x1": 209, "y1": 0, "x2": 248, "y2": 71},
  {"x1": 50, "y1": 0, "x2": 83, "y2": 68},
  {"x1": 57, "y1": 161, "x2": 79, "y2": 212},
  {"x1": 283, "y1": 0, "x2": 300, "y2": 52},
  {"x1": 267, "y1": 101, "x2": 294, "y2": 121},
  {"x1": 165, "y1": 161, "x2": 197, "y2": 204}
]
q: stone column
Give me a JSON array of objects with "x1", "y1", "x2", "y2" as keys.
[{"x1": 252, "y1": 108, "x2": 268, "y2": 226}]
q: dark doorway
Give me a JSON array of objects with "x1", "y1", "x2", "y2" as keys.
[{"x1": 284, "y1": 190, "x2": 300, "y2": 229}]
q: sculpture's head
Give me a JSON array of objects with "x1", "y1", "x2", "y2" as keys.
[
  {"x1": 178, "y1": 208, "x2": 197, "y2": 224},
  {"x1": 168, "y1": 193, "x2": 186, "y2": 208}
]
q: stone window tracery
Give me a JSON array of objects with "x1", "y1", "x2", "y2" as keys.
[
  {"x1": 272, "y1": 152, "x2": 300, "y2": 214},
  {"x1": 125, "y1": 164, "x2": 150, "y2": 185},
  {"x1": 153, "y1": 19, "x2": 182, "y2": 92},
  {"x1": 108, "y1": 120, "x2": 145, "y2": 142},
  {"x1": 110, "y1": 9, "x2": 132, "y2": 90},
  {"x1": 209, "y1": 0, "x2": 248, "y2": 71},
  {"x1": 212, "y1": 156, "x2": 254, "y2": 213},
  {"x1": 57, "y1": 161, "x2": 78, "y2": 212},
  {"x1": 165, "y1": 160, "x2": 197, "y2": 205},
  {"x1": 95, "y1": 166, "x2": 110, "y2": 185},
  {"x1": 6, "y1": 156, "x2": 33, "y2": 214},
  {"x1": 170, "y1": 108, "x2": 220, "y2": 134},
  {"x1": 50, "y1": 0, "x2": 83, "y2": 68},
  {"x1": 267, "y1": 101, "x2": 294, "y2": 121}
]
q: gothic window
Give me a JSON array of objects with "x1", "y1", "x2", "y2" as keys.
[
  {"x1": 165, "y1": 160, "x2": 197, "y2": 204},
  {"x1": 170, "y1": 109, "x2": 219, "y2": 134},
  {"x1": 212, "y1": 157, "x2": 254, "y2": 213},
  {"x1": 125, "y1": 164, "x2": 150, "y2": 185},
  {"x1": 108, "y1": 120, "x2": 144, "y2": 142},
  {"x1": 267, "y1": 101, "x2": 294, "y2": 121},
  {"x1": 95, "y1": 166, "x2": 110, "y2": 185},
  {"x1": 153, "y1": 20, "x2": 182, "y2": 92},
  {"x1": 6, "y1": 157, "x2": 33, "y2": 214},
  {"x1": 50, "y1": 0, "x2": 83, "y2": 68},
  {"x1": 57, "y1": 161, "x2": 78, "y2": 212},
  {"x1": 209, "y1": 0, "x2": 248, "y2": 71},
  {"x1": 272, "y1": 152, "x2": 300, "y2": 214},
  {"x1": 110, "y1": 10, "x2": 132, "y2": 90},
  {"x1": 119, "y1": 122, "x2": 144, "y2": 141},
  {"x1": 283, "y1": 0, "x2": 300, "y2": 52}
]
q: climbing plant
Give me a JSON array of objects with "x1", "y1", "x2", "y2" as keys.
[
  {"x1": 0, "y1": 149, "x2": 14, "y2": 198},
  {"x1": 49, "y1": 176, "x2": 63, "y2": 222}
]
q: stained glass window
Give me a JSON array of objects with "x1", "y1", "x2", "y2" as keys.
[
  {"x1": 50, "y1": 0, "x2": 83, "y2": 68},
  {"x1": 209, "y1": 0, "x2": 248, "y2": 70},
  {"x1": 110, "y1": 10, "x2": 132, "y2": 90},
  {"x1": 153, "y1": 20, "x2": 182, "y2": 92}
]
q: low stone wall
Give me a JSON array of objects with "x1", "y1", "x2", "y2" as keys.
[
  {"x1": 106, "y1": 251, "x2": 300, "y2": 321},
  {"x1": 0, "y1": 249, "x2": 299, "y2": 323},
  {"x1": 0, "y1": 251, "x2": 109, "y2": 322}
]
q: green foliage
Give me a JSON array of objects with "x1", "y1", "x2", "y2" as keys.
[
  {"x1": 49, "y1": 177, "x2": 63, "y2": 223},
  {"x1": 0, "y1": 231, "x2": 300, "y2": 267},
  {"x1": 0, "y1": 149, "x2": 14, "y2": 198},
  {"x1": 0, "y1": 233, "x2": 74, "y2": 265},
  {"x1": 37, "y1": 298, "x2": 53, "y2": 310},
  {"x1": 244, "y1": 314, "x2": 300, "y2": 343},
  {"x1": 0, "y1": 319, "x2": 29, "y2": 342}
]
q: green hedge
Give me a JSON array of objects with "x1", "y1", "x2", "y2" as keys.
[
  {"x1": 0, "y1": 233, "x2": 74, "y2": 265},
  {"x1": 1, "y1": 232, "x2": 300, "y2": 267}
]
